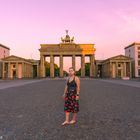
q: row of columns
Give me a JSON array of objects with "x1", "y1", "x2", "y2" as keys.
[
  {"x1": 2, "y1": 62, "x2": 36, "y2": 79},
  {"x1": 110, "y1": 61, "x2": 132, "y2": 78},
  {"x1": 40, "y1": 54, "x2": 95, "y2": 78}
]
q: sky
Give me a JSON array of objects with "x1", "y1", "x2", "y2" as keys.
[{"x1": 0, "y1": 0, "x2": 140, "y2": 71}]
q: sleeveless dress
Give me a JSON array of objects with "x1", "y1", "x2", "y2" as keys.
[{"x1": 64, "y1": 76, "x2": 79, "y2": 113}]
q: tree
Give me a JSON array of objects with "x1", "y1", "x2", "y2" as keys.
[{"x1": 76, "y1": 63, "x2": 90, "y2": 76}]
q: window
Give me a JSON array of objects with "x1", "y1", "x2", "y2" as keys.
[
  {"x1": 138, "y1": 60, "x2": 140, "y2": 66},
  {"x1": 138, "y1": 52, "x2": 140, "y2": 58},
  {"x1": 138, "y1": 47, "x2": 140, "y2": 50},
  {"x1": 138, "y1": 69, "x2": 140, "y2": 76},
  {"x1": 118, "y1": 63, "x2": 121, "y2": 67}
]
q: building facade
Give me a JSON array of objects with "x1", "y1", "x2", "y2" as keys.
[
  {"x1": 0, "y1": 44, "x2": 10, "y2": 78},
  {"x1": 125, "y1": 42, "x2": 140, "y2": 78},
  {"x1": 96, "y1": 55, "x2": 132, "y2": 79},
  {"x1": 0, "y1": 35, "x2": 136, "y2": 79},
  {"x1": 39, "y1": 31, "x2": 96, "y2": 78},
  {"x1": 0, "y1": 44, "x2": 10, "y2": 60},
  {"x1": 2, "y1": 55, "x2": 39, "y2": 79}
]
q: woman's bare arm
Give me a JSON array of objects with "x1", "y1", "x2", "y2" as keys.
[
  {"x1": 75, "y1": 76, "x2": 80, "y2": 95},
  {"x1": 63, "y1": 77, "x2": 69, "y2": 95},
  {"x1": 64, "y1": 84, "x2": 68, "y2": 95}
]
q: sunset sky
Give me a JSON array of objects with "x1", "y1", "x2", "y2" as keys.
[{"x1": 0, "y1": 0, "x2": 140, "y2": 71}]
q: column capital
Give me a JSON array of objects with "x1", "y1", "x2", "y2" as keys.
[
  {"x1": 81, "y1": 54, "x2": 85, "y2": 57},
  {"x1": 50, "y1": 54, "x2": 54, "y2": 57}
]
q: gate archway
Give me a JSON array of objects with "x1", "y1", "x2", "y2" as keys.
[{"x1": 39, "y1": 31, "x2": 96, "y2": 78}]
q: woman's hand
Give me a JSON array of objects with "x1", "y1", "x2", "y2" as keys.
[
  {"x1": 76, "y1": 95, "x2": 79, "y2": 100},
  {"x1": 62, "y1": 93, "x2": 66, "y2": 99}
]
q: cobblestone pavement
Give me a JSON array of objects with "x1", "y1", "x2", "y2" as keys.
[{"x1": 0, "y1": 78, "x2": 140, "y2": 140}]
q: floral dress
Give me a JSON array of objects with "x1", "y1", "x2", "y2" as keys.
[{"x1": 64, "y1": 76, "x2": 79, "y2": 113}]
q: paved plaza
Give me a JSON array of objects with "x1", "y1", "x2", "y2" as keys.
[{"x1": 0, "y1": 78, "x2": 140, "y2": 140}]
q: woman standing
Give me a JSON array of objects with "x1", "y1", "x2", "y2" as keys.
[{"x1": 62, "y1": 67, "x2": 80, "y2": 125}]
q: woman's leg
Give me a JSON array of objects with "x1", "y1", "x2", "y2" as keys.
[
  {"x1": 69, "y1": 113, "x2": 77, "y2": 124},
  {"x1": 65, "y1": 112, "x2": 70, "y2": 122},
  {"x1": 72, "y1": 113, "x2": 77, "y2": 121},
  {"x1": 62, "y1": 111, "x2": 70, "y2": 125}
]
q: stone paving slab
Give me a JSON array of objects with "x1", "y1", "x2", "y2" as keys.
[{"x1": 0, "y1": 79, "x2": 140, "y2": 140}]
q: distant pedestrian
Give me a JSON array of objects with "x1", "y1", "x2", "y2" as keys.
[{"x1": 62, "y1": 67, "x2": 80, "y2": 125}]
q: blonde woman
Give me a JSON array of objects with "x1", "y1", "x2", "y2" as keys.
[{"x1": 62, "y1": 67, "x2": 80, "y2": 125}]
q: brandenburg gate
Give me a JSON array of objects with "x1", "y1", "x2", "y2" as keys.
[{"x1": 39, "y1": 31, "x2": 96, "y2": 78}]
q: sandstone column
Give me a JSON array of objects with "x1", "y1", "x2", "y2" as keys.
[
  {"x1": 115, "y1": 62, "x2": 118, "y2": 78},
  {"x1": 59, "y1": 55, "x2": 63, "y2": 77},
  {"x1": 72, "y1": 55, "x2": 76, "y2": 72},
  {"x1": 81, "y1": 55, "x2": 85, "y2": 77},
  {"x1": 25, "y1": 63, "x2": 27, "y2": 78},
  {"x1": 123, "y1": 62, "x2": 126, "y2": 77},
  {"x1": 16, "y1": 62, "x2": 19, "y2": 78},
  {"x1": 8, "y1": 62, "x2": 11, "y2": 79},
  {"x1": 37, "y1": 64, "x2": 39, "y2": 78},
  {"x1": 27, "y1": 64, "x2": 29, "y2": 78},
  {"x1": 24, "y1": 63, "x2": 26, "y2": 78},
  {"x1": 90, "y1": 55, "x2": 94, "y2": 77},
  {"x1": 40, "y1": 55, "x2": 45, "y2": 78},
  {"x1": 109, "y1": 62, "x2": 112, "y2": 78},
  {"x1": 129, "y1": 62, "x2": 132, "y2": 78},
  {"x1": 2, "y1": 62, "x2": 5, "y2": 79},
  {"x1": 22, "y1": 62, "x2": 24, "y2": 78},
  {"x1": 50, "y1": 55, "x2": 54, "y2": 78}
]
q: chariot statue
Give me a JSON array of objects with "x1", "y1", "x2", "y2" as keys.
[{"x1": 61, "y1": 30, "x2": 74, "y2": 43}]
